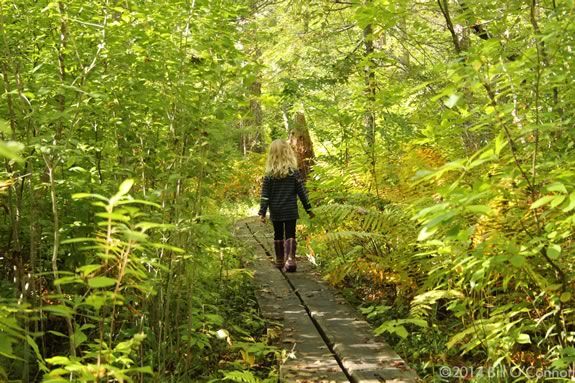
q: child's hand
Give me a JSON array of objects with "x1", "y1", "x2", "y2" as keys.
[{"x1": 260, "y1": 215, "x2": 266, "y2": 224}]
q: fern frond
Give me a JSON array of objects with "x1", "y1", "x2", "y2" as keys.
[
  {"x1": 315, "y1": 203, "x2": 412, "y2": 234},
  {"x1": 410, "y1": 289, "x2": 465, "y2": 318},
  {"x1": 319, "y1": 230, "x2": 387, "y2": 244},
  {"x1": 222, "y1": 370, "x2": 259, "y2": 383}
]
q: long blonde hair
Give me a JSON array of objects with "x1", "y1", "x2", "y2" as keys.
[{"x1": 265, "y1": 139, "x2": 298, "y2": 178}]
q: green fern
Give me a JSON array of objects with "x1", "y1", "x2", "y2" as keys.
[
  {"x1": 309, "y1": 202, "x2": 421, "y2": 297},
  {"x1": 410, "y1": 289, "x2": 465, "y2": 318},
  {"x1": 222, "y1": 370, "x2": 259, "y2": 383},
  {"x1": 314, "y1": 203, "x2": 411, "y2": 235},
  {"x1": 320, "y1": 230, "x2": 387, "y2": 243}
]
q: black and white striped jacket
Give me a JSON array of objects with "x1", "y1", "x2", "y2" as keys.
[{"x1": 258, "y1": 169, "x2": 312, "y2": 221}]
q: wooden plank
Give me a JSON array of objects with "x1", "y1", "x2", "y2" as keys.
[
  {"x1": 236, "y1": 221, "x2": 349, "y2": 383},
  {"x1": 245, "y1": 220, "x2": 274, "y2": 254},
  {"x1": 286, "y1": 260, "x2": 418, "y2": 383},
  {"x1": 243, "y1": 219, "x2": 419, "y2": 383}
]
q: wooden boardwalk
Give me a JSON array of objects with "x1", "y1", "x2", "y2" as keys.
[{"x1": 235, "y1": 218, "x2": 419, "y2": 383}]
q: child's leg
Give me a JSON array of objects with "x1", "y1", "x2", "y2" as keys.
[
  {"x1": 272, "y1": 220, "x2": 285, "y2": 240},
  {"x1": 272, "y1": 221, "x2": 285, "y2": 268},
  {"x1": 284, "y1": 220, "x2": 296, "y2": 239}
]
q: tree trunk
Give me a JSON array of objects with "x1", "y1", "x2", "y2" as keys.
[
  {"x1": 248, "y1": 80, "x2": 264, "y2": 152},
  {"x1": 362, "y1": 12, "x2": 380, "y2": 197},
  {"x1": 437, "y1": 0, "x2": 462, "y2": 54},
  {"x1": 363, "y1": 22, "x2": 376, "y2": 149},
  {"x1": 288, "y1": 111, "x2": 314, "y2": 180}
]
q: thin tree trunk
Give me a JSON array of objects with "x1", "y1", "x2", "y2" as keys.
[
  {"x1": 43, "y1": 154, "x2": 76, "y2": 357},
  {"x1": 362, "y1": 9, "x2": 380, "y2": 197},
  {"x1": 249, "y1": 80, "x2": 264, "y2": 152},
  {"x1": 363, "y1": 22, "x2": 376, "y2": 149},
  {"x1": 437, "y1": 0, "x2": 461, "y2": 54}
]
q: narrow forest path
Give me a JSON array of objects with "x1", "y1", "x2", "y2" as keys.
[{"x1": 234, "y1": 218, "x2": 419, "y2": 383}]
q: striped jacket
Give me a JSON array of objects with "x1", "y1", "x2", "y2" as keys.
[{"x1": 258, "y1": 170, "x2": 312, "y2": 221}]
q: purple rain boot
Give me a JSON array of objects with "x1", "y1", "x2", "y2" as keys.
[
  {"x1": 273, "y1": 240, "x2": 284, "y2": 269},
  {"x1": 282, "y1": 238, "x2": 297, "y2": 273}
]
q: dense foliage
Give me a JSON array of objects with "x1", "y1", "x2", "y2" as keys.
[
  {"x1": 1, "y1": 0, "x2": 276, "y2": 381},
  {"x1": 2, "y1": 0, "x2": 575, "y2": 382},
  {"x1": 249, "y1": 0, "x2": 575, "y2": 380}
]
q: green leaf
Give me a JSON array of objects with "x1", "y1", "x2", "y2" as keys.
[
  {"x1": 54, "y1": 276, "x2": 85, "y2": 286},
  {"x1": 465, "y1": 205, "x2": 490, "y2": 214},
  {"x1": 114, "y1": 340, "x2": 133, "y2": 353},
  {"x1": 0, "y1": 334, "x2": 14, "y2": 357},
  {"x1": 223, "y1": 370, "x2": 258, "y2": 383},
  {"x1": 547, "y1": 244, "x2": 561, "y2": 260},
  {"x1": 444, "y1": 94, "x2": 460, "y2": 108},
  {"x1": 150, "y1": 243, "x2": 185, "y2": 253},
  {"x1": 72, "y1": 193, "x2": 108, "y2": 201},
  {"x1": 516, "y1": 333, "x2": 531, "y2": 344},
  {"x1": 417, "y1": 226, "x2": 437, "y2": 241},
  {"x1": 494, "y1": 131, "x2": 507, "y2": 155},
  {"x1": 115, "y1": 199, "x2": 161, "y2": 208},
  {"x1": 125, "y1": 366, "x2": 153, "y2": 374},
  {"x1": 135, "y1": 222, "x2": 175, "y2": 231},
  {"x1": 61, "y1": 237, "x2": 99, "y2": 244},
  {"x1": 118, "y1": 179, "x2": 134, "y2": 196},
  {"x1": 562, "y1": 192, "x2": 575, "y2": 212},
  {"x1": 560, "y1": 292, "x2": 572, "y2": 303},
  {"x1": 95, "y1": 212, "x2": 131, "y2": 222},
  {"x1": 531, "y1": 195, "x2": 554, "y2": 209},
  {"x1": 73, "y1": 325, "x2": 88, "y2": 348},
  {"x1": 88, "y1": 276, "x2": 117, "y2": 288},
  {"x1": 45, "y1": 356, "x2": 71, "y2": 365},
  {"x1": 84, "y1": 293, "x2": 107, "y2": 310},
  {"x1": 47, "y1": 330, "x2": 67, "y2": 337},
  {"x1": 76, "y1": 264, "x2": 101, "y2": 276},
  {"x1": 509, "y1": 255, "x2": 526, "y2": 268},
  {"x1": 546, "y1": 182, "x2": 568, "y2": 194},
  {"x1": 216, "y1": 329, "x2": 230, "y2": 339},
  {"x1": 26, "y1": 335, "x2": 48, "y2": 372},
  {"x1": 43, "y1": 305, "x2": 74, "y2": 318},
  {"x1": 0, "y1": 141, "x2": 24, "y2": 162},
  {"x1": 394, "y1": 325, "x2": 408, "y2": 339},
  {"x1": 550, "y1": 195, "x2": 566, "y2": 208},
  {"x1": 123, "y1": 229, "x2": 148, "y2": 241}
]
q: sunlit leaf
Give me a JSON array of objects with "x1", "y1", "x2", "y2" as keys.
[
  {"x1": 88, "y1": 276, "x2": 117, "y2": 288},
  {"x1": 547, "y1": 244, "x2": 561, "y2": 260},
  {"x1": 531, "y1": 196, "x2": 555, "y2": 209},
  {"x1": 118, "y1": 179, "x2": 134, "y2": 196}
]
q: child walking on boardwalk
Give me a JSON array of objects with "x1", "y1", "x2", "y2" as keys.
[{"x1": 258, "y1": 139, "x2": 314, "y2": 272}]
